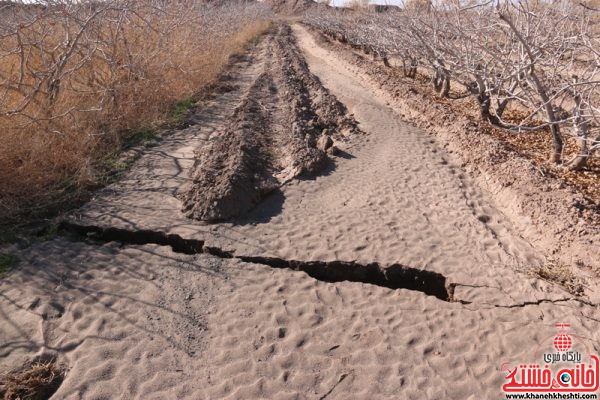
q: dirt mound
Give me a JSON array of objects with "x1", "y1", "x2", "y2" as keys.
[{"x1": 180, "y1": 24, "x2": 359, "y2": 222}]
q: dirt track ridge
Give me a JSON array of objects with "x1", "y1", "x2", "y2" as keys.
[{"x1": 181, "y1": 25, "x2": 360, "y2": 222}]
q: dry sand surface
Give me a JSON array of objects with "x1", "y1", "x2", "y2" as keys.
[{"x1": 2, "y1": 24, "x2": 600, "y2": 399}]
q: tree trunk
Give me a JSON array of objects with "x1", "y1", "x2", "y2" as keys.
[
  {"x1": 409, "y1": 63, "x2": 417, "y2": 78},
  {"x1": 498, "y1": 10, "x2": 563, "y2": 163},
  {"x1": 440, "y1": 75, "x2": 450, "y2": 98},
  {"x1": 528, "y1": 72, "x2": 563, "y2": 163},
  {"x1": 568, "y1": 96, "x2": 596, "y2": 170},
  {"x1": 477, "y1": 91, "x2": 498, "y2": 125}
]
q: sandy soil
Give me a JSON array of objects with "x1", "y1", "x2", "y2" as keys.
[
  {"x1": 2, "y1": 23, "x2": 600, "y2": 399},
  {"x1": 2, "y1": 239, "x2": 599, "y2": 399}
]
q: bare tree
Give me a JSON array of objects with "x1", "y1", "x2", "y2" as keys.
[{"x1": 304, "y1": 0, "x2": 600, "y2": 167}]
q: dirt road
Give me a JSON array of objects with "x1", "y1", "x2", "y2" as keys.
[{"x1": 1, "y1": 24, "x2": 599, "y2": 399}]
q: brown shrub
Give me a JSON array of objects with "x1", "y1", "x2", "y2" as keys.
[{"x1": 0, "y1": 361, "x2": 65, "y2": 400}]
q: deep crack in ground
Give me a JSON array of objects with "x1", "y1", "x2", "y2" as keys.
[
  {"x1": 60, "y1": 221, "x2": 594, "y2": 309},
  {"x1": 60, "y1": 221, "x2": 452, "y2": 302}
]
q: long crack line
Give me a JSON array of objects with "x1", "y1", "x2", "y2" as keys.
[
  {"x1": 59, "y1": 221, "x2": 594, "y2": 308},
  {"x1": 60, "y1": 222, "x2": 452, "y2": 302}
]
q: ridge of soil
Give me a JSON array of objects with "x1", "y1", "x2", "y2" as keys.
[
  {"x1": 305, "y1": 25, "x2": 600, "y2": 275},
  {"x1": 180, "y1": 25, "x2": 360, "y2": 222}
]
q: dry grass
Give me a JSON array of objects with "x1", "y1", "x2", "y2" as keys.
[
  {"x1": 0, "y1": 361, "x2": 65, "y2": 400},
  {"x1": 0, "y1": 1, "x2": 271, "y2": 224}
]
